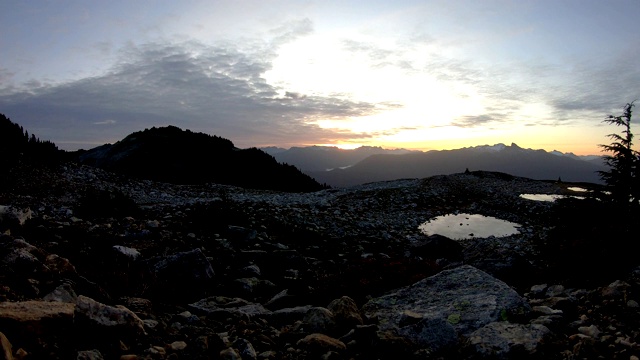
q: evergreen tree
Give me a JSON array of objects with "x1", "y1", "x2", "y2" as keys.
[{"x1": 598, "y1": 102, "x2": 639, "y2": 209}]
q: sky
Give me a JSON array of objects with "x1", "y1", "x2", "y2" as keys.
[{"x1": 1, "y1": 1, "x2": 639, "y2": 155}]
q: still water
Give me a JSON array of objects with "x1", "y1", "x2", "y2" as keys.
[
  {"x1": 519, "y1": 193, "x2": 586, "y2": 202},
  {"x1": 519, "y1": 194, "x2": 565, "y2": 202},
  {"x1": 419, "y1": 213, "x2": 521, "y2": 240}
]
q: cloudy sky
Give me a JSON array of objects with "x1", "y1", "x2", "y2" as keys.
[{"x1": 1, "y1": 0, "x2": 639, "y2": 154}]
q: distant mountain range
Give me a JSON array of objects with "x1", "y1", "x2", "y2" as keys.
[
  {"x1": 262, "y1": 145, "x2": 418, "y2": 172},
  {"x1": 265, "y1": 143, "x2": 606, "y2": 187},
  {"x1": 2, "y1": 112, "x2": 608, "y2": 191}
]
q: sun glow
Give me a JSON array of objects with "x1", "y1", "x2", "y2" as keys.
[
  {"x1": 264, "y1": 33, "x2": 488, "y2": 134},
  {"x1": 262, "y1": 31, "x2": 604, "y2": 154}
]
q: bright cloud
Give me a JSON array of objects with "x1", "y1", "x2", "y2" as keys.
[{"x1": 0, "y1": 1, "x2": 639, "y2": 154}]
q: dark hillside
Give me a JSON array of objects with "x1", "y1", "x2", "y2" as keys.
[
  {"x1": 75, "y1": 126, "x2": 326, "y2": 192},
  {"x1": 1, "y1": 113, "x2": 62, "y2": 192},
  {"x1": 0, "y1": 113, "x2": 60, "y2": 167}
]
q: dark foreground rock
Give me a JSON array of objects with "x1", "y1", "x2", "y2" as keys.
[
  {"x1": 1, "y1": 164, "x2": 639, "y2": 359},
  {"x1": 362, "y1": 265, "x2": 532, "y2": 354}
]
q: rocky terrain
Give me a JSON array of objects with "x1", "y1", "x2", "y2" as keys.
[{"x1": 1, "y1": 164, "x2": 639, "y2": 359}]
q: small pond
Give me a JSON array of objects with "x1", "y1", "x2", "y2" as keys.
[
  {"x1": 519, "y1": 194, "x2": 565, "y2": 202},
  {"x1": 519, "y1": 193, "x2": 586, "y2": 202},
  {"x1": 418, "y1": 213, "x2": 521, "y2": 240},
  {"x1": 567, "y1": 187, "x2": 589, "y2": 192}
]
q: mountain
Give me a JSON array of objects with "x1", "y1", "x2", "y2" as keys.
[
  {"x1": 264, "y1": 145, "x2": 417, "y2": 172},
  {"x1": 75, "y1": 126, "x2": 326, "y2": 192},
  {"x1": 308, "y1": 143, "x2": 607, "y2": 187},
  {"x1": 260, "y1": 146, "x2": 288, "y2": 156}
]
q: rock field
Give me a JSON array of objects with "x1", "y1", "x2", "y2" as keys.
[{"x1": 1, "y1": 164, "x2": 639, "y2": 359}]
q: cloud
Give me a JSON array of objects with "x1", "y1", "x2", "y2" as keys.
[
  {"x1": 0, "y1": 38, "x2": 381, "y2": 150},
  {"x1": 451, "y1": 114, "x2": 499, "y2": 128},
  {"x1": 93, "y1": 119, "x2": 116, "y2": 125}
]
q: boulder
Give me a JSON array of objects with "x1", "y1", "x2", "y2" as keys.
[
  {"x1": 43, "y1": 282, "x2": 78, "y2": 303},
  {"x1": 232, "y1": 338, "x2": 256, "y2": 360},
  {"x1": 1, "y1": 238, "x2": 46, "y2": 274},
  {"x1": 299, "y1": 307, "x2": 336, "y2": 335},
  {"x1": 0, "y1": 206, "x2": 32, "y2": 227},
  {"x1": 0, "y1": 300, "x2": 75, "y2": 335},
  {"x1": 74, "y1": 295, "x2": 146, "y2": 337},
  {"x1": 0, "y1": 300, "x2": 75, "y2": 355},
  {"x1": 296, "y1": 333, "x2": 346, "y2": 353},
  {"x1": 327, "y1": 296, "x2": 363, "y2": 332},
  {"x1": 188, "y1": 296, "x2": 271, "y2": 321},
  {"x1": 467, "y1": 322, "x2": 551, "y2": 359},
  {"x1": 362, "y1": 265, "x2": 530, "y2": 352},
  {"x1": 76, "y1": 349, "x2": 104, "y2": 360},
  {"x1": 0, "y1": 332, "x2": 13, "y2": 360}
]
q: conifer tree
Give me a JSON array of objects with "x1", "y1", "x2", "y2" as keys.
[{"x1": 598, "y1": 102, "x2": 639, "y2": 209}]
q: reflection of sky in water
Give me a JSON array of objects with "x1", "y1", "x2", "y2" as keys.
[
  {"x1": 520, "y1": 194, "x2": 565, "y2": 202},
  {"x1": 520, "y1": 194, "x2": 586, "y2": 202},
  {"x1": 419, "y1": 213, "x2": 521, "y2": 240},
  {"x1": 567, "y1": 187, "x2": 588, "y2": 192}
]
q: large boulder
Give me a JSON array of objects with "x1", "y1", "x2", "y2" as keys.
[
  {"x1": 74, "y1": 295, "x2": 146, "y2": 337},
  {"x1": 362, "y1": 265, "x2": 530, "y2": 353},
  {"x1": 0, "y1": 300, "x2": 75, "y2": 356}
]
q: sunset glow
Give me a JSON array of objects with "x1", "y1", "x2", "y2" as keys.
[{"x1": 1, "y1": 1, "x2": 639, "y2": 155}]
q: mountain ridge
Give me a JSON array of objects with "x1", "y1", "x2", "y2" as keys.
[
  {"x1": 305, "y1": 143, "x2": 606, "y2": 187},
  {"x1": 73, "y1": 125, "x2": 326, "y2": 192}
]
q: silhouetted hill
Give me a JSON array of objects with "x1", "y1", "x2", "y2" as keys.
[
  {"x1": 75, "y1": 126, "x2": 326, "y2": 192},
  {"x1": 264, "y1": 145, "x2": 417, "y2": 172},
  {"x1": 0, "y1": 113, "x2": 61, "y2": 167},
  {"x1": 309, "y1": 143, "x2": 606, "y2": 187}
]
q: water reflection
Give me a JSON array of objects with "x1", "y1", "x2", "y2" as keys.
[
  {"x1": 567, "y1": 187, "x2": 588, "y2": 192},
  {"x1": 520, "y1": 193, "x2": 586, "y2": 202},
  {"x1": 519, "y1": 194, "x2": 564, "y2": 202},
  {"x1": 419, "y1": 213, "x2": 521, "y2": 240}
]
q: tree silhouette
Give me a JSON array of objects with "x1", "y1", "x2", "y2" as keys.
[{"x1": 598, "y1": 102, "x2": 639, "y2": 210}]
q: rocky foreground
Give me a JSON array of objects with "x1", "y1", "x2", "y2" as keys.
[{"x1": 1, "y1": 164, "x2": 639, "y2": 359}]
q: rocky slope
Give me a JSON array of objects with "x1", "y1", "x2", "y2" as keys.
[{"x1": 1, "y1": 164, "x2": 639, "y2": 359}]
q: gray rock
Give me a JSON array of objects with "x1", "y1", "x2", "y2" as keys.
[
  {"x1": 112, "y1": 245, "x2": 141, "y2": 261},
  {"x1": 43, "y1": 282, "x2": 78, "y2": 303},
  {"x1": 267, "y1": 306, "x2": 313, "y2": 326},
  {"x1": 362, "y1": 265, "x2": 530, "y2": 350},
  {"x1": 74, "y1": 295, "x2": 146, "y2": 336},
  {"x1": 578, "y1": 324, "x2": 600, "y2": 338},
  {"x1": 220, "y1": 347, "x2": 243, "y2": 360},
  {"x1": 233, "y1": 277, "x2": 277, "y2": 299},
  {"x1": 467, "y1": 322, "x2": 551, "y2": 359},
  {"x1": 1, "y1": 238, "x2": 46, "y2": 274},
  {"x1": 233, "y1": 338, "x2": 257, "y2": 360},
  {"x1": 241, "y1": 264, "x2": 262, "y2": 277},
  {"x1": 545, "y1": 284, "x2": 565, "y2": 297},
  {"x1": 327, "y1": 296, "x2": 363, "y2": 330},
  {"x1": 76, "y1": 349, "x2": 104, "y2": 360},
  {"x1": 299, "y1": 307, "x2": 336, "y2": 334},
  {"x1": 529, "y1": 284, "x2": 548, "y2": 298},
  {"x1": 189, "y1": 296, "x2": 271, "y2": 321},
  {"x1": 0, "y1": 205, "x2": 32, "y2": 226}
]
